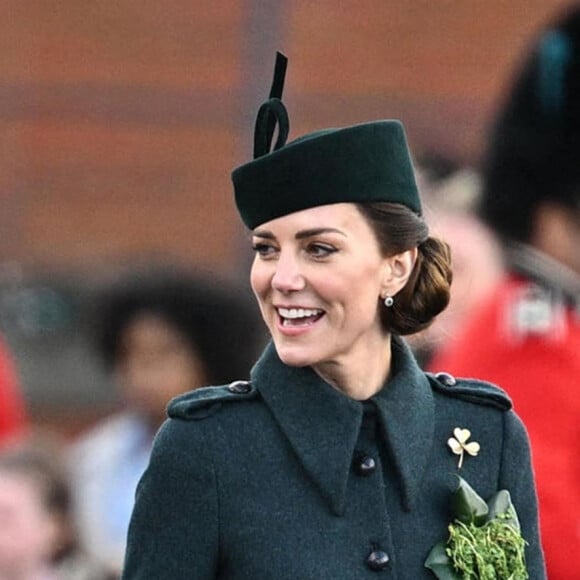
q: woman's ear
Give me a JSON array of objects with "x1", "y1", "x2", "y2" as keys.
[{"x1": 381, "y1": 247, "x2": 418, "y2": 296}]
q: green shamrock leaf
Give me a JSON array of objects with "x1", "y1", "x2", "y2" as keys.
[{"x1": 452, "y1": 476, "x2": 489, "y2": 526}]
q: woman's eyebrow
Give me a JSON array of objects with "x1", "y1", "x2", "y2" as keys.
[
  {"x1": 252, "y1": 227, "x2": 347, "y2": 240},
  {"x1": 252, "y1": 230, "x2": 275, "y2": 239},
  {"x1": 295, "y1": 227, "x2": 347, "y2": 239}
]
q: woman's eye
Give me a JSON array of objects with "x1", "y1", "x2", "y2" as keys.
[
  {"x1": 252, "y1": 242, "x2": 277, "y2": 257},
  {"x1": 308, "y1": 243, "x2": 337, "y2": 258}
]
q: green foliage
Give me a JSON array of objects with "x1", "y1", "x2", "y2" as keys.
[
  {"x1": 446, "y1": 511, "x2": 528, "y2": 579},
  {"x1": 425, "y1": 477, "x2": 528, "y2": 579},
  {"x1": 453, "y1": 477, "x2": 489, "y2": 526}
]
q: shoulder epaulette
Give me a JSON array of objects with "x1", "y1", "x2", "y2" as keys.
[
  {"x1": 168, "y1": 380, "x2": 258, "y2": 421},
  {"x1": 426, "y1": 372, "x2": 512, "y2": 411}
]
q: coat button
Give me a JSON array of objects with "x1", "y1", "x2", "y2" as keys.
[
  {"x1": 354, "y1": 454, "x2": 376, "y2": 476},
  {"x1": 227, "y1": 380, "x2": 252, "y2": 394},
  {"x1": 366, "y1": 549, "x2": 389, "y2": 571},
  {"x1": 436, "y1": 372, "x2": 457, "y2": 387}
]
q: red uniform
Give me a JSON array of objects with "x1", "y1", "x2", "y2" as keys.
[
  {"x1": 0, "y1": 335, "x2": 27, "y2": 446},
  {"x1": 430, "y1": 269, "x2": 580, "y2": 579}
]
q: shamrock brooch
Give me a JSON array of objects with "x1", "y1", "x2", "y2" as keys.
[{"x1": 447, "y1": 428, "x2": 480, "y2": 469}]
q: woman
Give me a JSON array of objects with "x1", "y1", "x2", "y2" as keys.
[{"x1": 122, "y1": 58, "x2": 545, "y2": 579}]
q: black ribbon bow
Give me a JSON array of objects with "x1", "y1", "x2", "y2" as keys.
[{"x1": 253, "y1": 52, "x2": 290, "y2": 159}]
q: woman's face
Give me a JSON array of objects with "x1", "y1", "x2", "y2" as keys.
[{"x1": 250, "y1": 203, "x2": 395, "y2": 372}]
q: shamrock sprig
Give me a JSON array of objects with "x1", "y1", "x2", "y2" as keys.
[{"x1": 425, "y1": 477, "x2": 528, "y2": 579}]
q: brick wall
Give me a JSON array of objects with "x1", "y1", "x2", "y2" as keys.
[{"x1": 0, "y1": 0, "x2": 570, "y2": 272}]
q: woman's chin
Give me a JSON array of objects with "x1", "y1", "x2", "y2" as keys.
[{"x1": 273, "y1": 344, "x2": 316, "y2": 368}]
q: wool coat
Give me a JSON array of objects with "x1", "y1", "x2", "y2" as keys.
[{"x1": 122, "y1": 337, "x2": 545, "y2": 579}]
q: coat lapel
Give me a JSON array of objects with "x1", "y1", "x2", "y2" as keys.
[
  {"x1": 250, "y1": 338, "x2": 434, "y2": 516},
  {"x1": 371, "y1": 337, "x2": 435, "y2": 511},
  {"x1": 251, "y1": 343, "x2": 362, "y2": 516}
]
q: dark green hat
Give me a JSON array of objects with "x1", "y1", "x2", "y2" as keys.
[{"x1": 232, "y1": 54, "x2": 421, "y2": 230}]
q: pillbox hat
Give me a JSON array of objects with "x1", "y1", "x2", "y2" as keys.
[{"x1": 232, "y1": 54, "x2": 421, "y2": 229}]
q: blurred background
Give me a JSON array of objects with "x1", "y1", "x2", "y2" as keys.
[{"x1": 0, "y1": 0, "x2": 572, "y2": 435}]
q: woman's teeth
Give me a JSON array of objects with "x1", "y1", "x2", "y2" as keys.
[{"x1": 278, "y1": 307, "x2": 324, "y2": 326}]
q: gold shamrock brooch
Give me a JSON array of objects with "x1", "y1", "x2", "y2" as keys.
[{"x1": 447, "y1": 428, "x2": 480, "y2": 469}]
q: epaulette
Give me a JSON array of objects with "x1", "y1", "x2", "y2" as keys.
[
  {"x1": 426, "y1": 372, "x2": 512, "y2": 411},
  {"x1": 168, "y1": 380, "x2": 258, "y2": 421}
]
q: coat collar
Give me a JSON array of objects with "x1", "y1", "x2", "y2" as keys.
[{"x1": 250, "y1": 336, "x2": 434, "y2": 516}]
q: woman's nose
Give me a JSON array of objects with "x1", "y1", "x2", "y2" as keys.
[{"x1": 271, "y1": 254, "x2": 305, "y2": 293}]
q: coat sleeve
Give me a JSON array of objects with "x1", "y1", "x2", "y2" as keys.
[
  {"x1": 499, "y1": 410, "x2": 546, "y2": 579},
  {"x1": 122, "y1": 419, "x2": 219, "y2": 579}
]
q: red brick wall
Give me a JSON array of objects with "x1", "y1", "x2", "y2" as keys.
[{"x1": 0, "y1": 0, "x2": 571, "y2": 272}]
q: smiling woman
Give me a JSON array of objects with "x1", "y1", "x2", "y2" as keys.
[
  {"x1": 250, "y1": 203, "x2": 403, "y2": 394},
  {"x1": 122, "y1": 55, "x2": 546, "y2": 579}
]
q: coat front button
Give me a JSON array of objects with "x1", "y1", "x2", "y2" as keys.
[
  {"x1": 227, "y1": 380, "x2": 252, "y2": 394},
  {"x1": 366, "y1": 549, "x2": 389, "y2": 571},
  {"x1": 354, "y1": 454, "x2": 377, "y2": 476}
]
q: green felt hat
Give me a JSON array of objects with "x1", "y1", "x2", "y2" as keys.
[{"x1": 232, "y1": 54, "x2": 421, "y2": 229}]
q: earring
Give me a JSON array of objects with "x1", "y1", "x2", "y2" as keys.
[{"x1": 384, "y1": 295, "x2": 394, "y2": 308}]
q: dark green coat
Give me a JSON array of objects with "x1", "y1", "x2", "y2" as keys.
[{"x1": 122, "y1": 337, "x2": 545, "y2": 579}]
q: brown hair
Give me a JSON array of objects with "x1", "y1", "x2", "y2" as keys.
[{"x1": 356, "y1": 202, "x2": 452, "y2": 335}]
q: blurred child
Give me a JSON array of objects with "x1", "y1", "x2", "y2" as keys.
[{"x1": 0, "y1": 439, "x2": 114, "y2": 580}]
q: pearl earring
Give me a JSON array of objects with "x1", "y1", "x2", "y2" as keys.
[{"x1": 384, "y1": 295, "x2": 394, "y2": 307}]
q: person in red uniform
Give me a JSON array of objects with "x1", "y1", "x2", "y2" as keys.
[
  {"x1": 0, "y1": 335, "x2": 27, "y2": 447},
  {"x1": 429, "y1": 6, "x2": 580, "y2": 578}
]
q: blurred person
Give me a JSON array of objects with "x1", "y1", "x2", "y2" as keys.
[
  {"x1": 122, "y1": 56, "x2": 544, "y2": 578},
  {"x1": 0, "y1": 437, "x2": 115, "y2": 580},
  {"x1": 410, "y1": 164, "x2": 503, "y2": 366},
  {"x1": 0, "y1": 334, "x2": 28, "y2": 446},
  {"x1": 430, "y1": 6, "x2": 580, "y2": 578},
  {"x1": 69, "y1": 268, "x2": 265, "y2": 575}
]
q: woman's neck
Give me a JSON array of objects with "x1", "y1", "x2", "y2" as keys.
[{"x1": 312, "y1": 336, "x2": 392, "y2": 400}]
